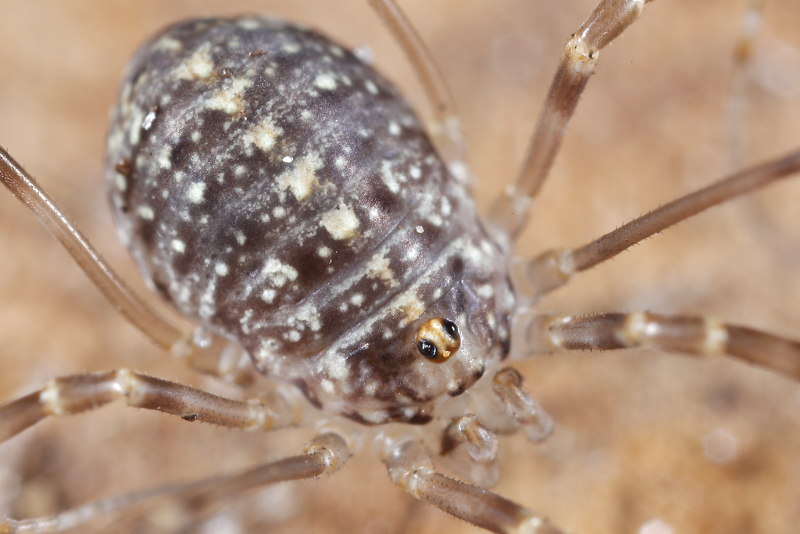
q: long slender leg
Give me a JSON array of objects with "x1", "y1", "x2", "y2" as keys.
[
  {"x1": 0, "y1": 146, "x2": 187, "y2": 352},
  {"x1": 487, "y1": 0, "x2": 652, "y2": 240},
  {"x1": 512, "y1": 148, "x2": 800, "y2": 300},
  {"x1": 0, "y1": 432, "x2": 351, "y2": 534},
  {"x1": 0, "y1": 369, "x2": 304, "y2": 443},
  {"x1": 367, "y1": 0, "x2": 466, "y2": 173},
  {"x1": 514, "y1": 309, "x2": 800, "y2": 380},
  {"x1": 378, "y1": 436, "x2": 564, "y2": 534},
  {"x1": 0, "y1": 146, "x2": 252, "y2": 384}
]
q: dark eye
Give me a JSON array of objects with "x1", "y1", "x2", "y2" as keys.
[
  {"x1": 441, "y1": 319, "x2": 459, "y2": 340},
  {"x1": 415, "y1": 317, "x2": 461, "y2": 363},
  {"x1": 417, "y1": 339, "x2": 438, "y2": 360}
]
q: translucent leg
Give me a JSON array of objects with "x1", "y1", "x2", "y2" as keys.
[
  {"x1": 0, "y1": 432, "x2": 350, "y2": 534},
  {"x1": 367, "y1": 0, "x2": 467, "y2": 172},
  {"x1": 442, "y1": 414, "x2": 499, "y2": 463},
  {"x1": 488, "y1": 0, "x2": 652, "y2": 240},
  {"x1": 515, "y1": 309, "x2": 800, "y2": 380},
  {"x1": 379, "y1": 436, "x2": 564, "y2": 534},
  {"x1": 0, "y1": 369, "x2": 303, "y2": 443},
  {"x1": 513, "y1": 148, "x2": 800, "y2": 300},
  {"x1": 441, "y1": 414, "x2": 501, "y2": 488},
  {"x1": 492, "y1": 368, "x2": 553, "y2": 444}
]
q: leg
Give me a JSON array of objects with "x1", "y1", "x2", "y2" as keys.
[
  {"x1": 513, "y1": 148, "x2": 800, "y2": 300},
  {"x1": 379, "y1": 436, "x2": 564, "y2": 534},
  {"x1": 441, "y1": 414, "x2": 501, "y2": 488},
  {"x1": 0, "y1": 146, "x2": 252, "y2": 384},
  {"x1": 439, "y1": 369, "x2": 553, "y2": 489},
  {"x1": 0, "y1": 432, "x2": 351, "y2": 533},
  {"x1": 0, "y1": 369, "x2": 304, "y2": 443},
  {"x1": 488, "y1": 0, "x2": 651, "y2": 240},
  {"x1": 725, "y1": 1, "x2": 800, "y2": 269},
  {"x1": 177, "y1": 330, "x2": 262, "y2": 387},
  {"x1": 492, "y1": 367, "x2": 553, "y2": 443},
  {"x1": 0, "y1": 146, "x2": 186, "y2": 352},
  {"x1": 514, "y1": 309, "x2": 800, "y2": 380},
  {"x1": 367, "y1": 0, "x2": 467, "y2": 175}
]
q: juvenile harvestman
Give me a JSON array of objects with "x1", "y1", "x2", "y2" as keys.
[{"x1": 1, "y1": 1, "x2": 800, "y2": 533}]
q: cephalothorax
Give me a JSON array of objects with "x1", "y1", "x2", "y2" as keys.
[
  {"x1": 2, "y1": 1, "x2": 800, "y2": 533},
  {"x1": 106, "y1": 16, "x2": 512, "y2": 425}
]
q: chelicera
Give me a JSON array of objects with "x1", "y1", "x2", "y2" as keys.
[{"x1": 1, "y1": 1, "x2": 800, "y2": 533}]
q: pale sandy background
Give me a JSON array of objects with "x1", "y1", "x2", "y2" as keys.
[{"x1": 1, "y1": 1, "x2": 800, "y2": 533}]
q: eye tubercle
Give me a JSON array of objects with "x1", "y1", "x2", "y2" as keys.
[{"x1": 416, "y1": 318, "x2": 460, "y2": 363}]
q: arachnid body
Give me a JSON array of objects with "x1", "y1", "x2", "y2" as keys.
[
  {"x1": 1, "y1": 1, "x2": 800, "y2": 533},
  {"x1": 105, "y1": 15, "x2": 511, "y2": 425}
]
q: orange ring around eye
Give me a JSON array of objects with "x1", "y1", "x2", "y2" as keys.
[{"x1": 416, "y1": 317, "x2": 461, "y2": 363}]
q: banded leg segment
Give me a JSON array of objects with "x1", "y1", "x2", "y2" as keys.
[
  {"x1": 488, "y1": 0, "x2": 651, "y2": 240},
  {"x1": 514, "y1": 148, "x2": 800, "y2": 300},
  {"x1": 0, "y1": 432, "x2": 351, "y2": 534},
  {"x1": 379, "y1": 437, "x2": 563, "y2": 534},
  {"x1": 0, "y1": 369, "x2": 302, "y2": 443},
  {"x1": 515, "y1": 310, "x2": 800, "y2": 379}
]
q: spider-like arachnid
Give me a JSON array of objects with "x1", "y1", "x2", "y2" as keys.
[{"x1": 1, "y1": 1, "x2": 800, "y2": 533}]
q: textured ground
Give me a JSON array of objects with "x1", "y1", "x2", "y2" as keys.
[{"x1": 1, "y1": 1, "x2": 800, "y2": 533}]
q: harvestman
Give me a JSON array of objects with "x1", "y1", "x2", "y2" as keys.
[{"x1": 1, "y1": 1, "x2": 800, "y2": 533}]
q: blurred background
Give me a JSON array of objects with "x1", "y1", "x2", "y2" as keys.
[{"x1": 1, "y1": 1, "x2": 800, "y2": 532}]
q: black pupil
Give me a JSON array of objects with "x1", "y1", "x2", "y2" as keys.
[
  {"x1": 442, "y1": 319, "x2": 459, "y2": 339},
  {"x1": 417, "y1": 339, "x2": 438, "y2": 359}
]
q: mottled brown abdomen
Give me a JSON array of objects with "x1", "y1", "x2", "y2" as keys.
[{"x1": 106, "y1": 16, "x2": 514, "y2": 424}]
